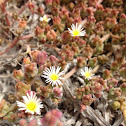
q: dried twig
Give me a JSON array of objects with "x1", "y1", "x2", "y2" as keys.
[
  {"x1": 63, "y1": 80, "x2": 111, "y2": 126},
  {"x1": 0, "y1": 34, "x2": 33, "y2": 56}
]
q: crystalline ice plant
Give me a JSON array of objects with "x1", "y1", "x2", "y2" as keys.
[
  {"x1": 16, "y1": 91, "x2": 43, "y2": 115},
  {"x1": 81, "y1": 67, "x2": 94, "y2": 80},
  {"x1": 42, "y1": 66, "x2": 64, "y2": 86},
  {"x1": 40, "y1": 15, "x2": 51, "y2": 22},
  {"x1": 68, "y1": 23, "x2": 86, "y2": 37}
]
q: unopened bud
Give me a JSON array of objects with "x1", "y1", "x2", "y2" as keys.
[
  {"x1": 13, "y1": 70, "x2": 24, "y2": 80},
  {"x1": 111, "y1": 101, "x2": 120, "y2": 110},
  {"x1": 107, "y1": 78, "x2": 118, "y2": 88},
  {"x1": 103, "y1": 69, "x2": 111, "y2": 79},
  {"x1": 28, "y1": 1, "x2": 35, "y2": 14},
  {"x1": 47, "y1": 30, "x2": 57, "y2": 41},
  {"x1": 19, "y1": 119, "x2": 27, "y2": 126},
  {"x1": 18, "y1": 20, "x2": 27, "y2": 29},
  {"x1": 120, "y1": 67, "x2": 126, "y2": 77},
  {"x1": 120, "y1": 83, "x2": 126, "y2": 92},
  {"x1": 36, "y1": 51, "x2": 47, "y2": 65},
  {"x1": 23, "y1": 57, "x2": 31, "y2": 64}
]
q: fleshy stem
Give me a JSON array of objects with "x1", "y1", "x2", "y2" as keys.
[
  {"x1": 18, "y1": 2, "x2": 29, "y2": 16},
  {"x1": 64, "y1": 66, "x2": 78, "y2": 80},
  {"x1": 1, "y1": 0, "x2": 10, "y2": 26},
  {"x1": 44, "y1": 44, "x2": 60, "y2": 52},
  {"x1": 101, "y1": 34, "x2": 110, "y2": 43},
  {"x1": 0, "y1": 34, "x2": 33, "y2": 56},
  {"x1": 64, "y1": 34, "x2": 111, "y2": 80},
  {"x1": 92, "y1": 65, "x2": 100, "y2": 73}
]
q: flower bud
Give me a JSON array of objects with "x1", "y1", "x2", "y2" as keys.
[
  {"x1": 4, "y1": 112, "x2": 17, "y2": 122},
  {"x1": 0, "y1": 99, "x2": 11, "y2": 117},
  {"x1": 120, "y1": 102, "x2": 126, "y2": 111},
  {"x1": 89, "y1": 0, "x2": 98, "y2": 7},
  {"x1": 72, "y1": 8, "x2": 80, "y2": 18},
  {"x1": 52, "y1": 109, "x2": 62, "y2": 119},
  {"x1": 47, "y1": 30, "x2": 57, "y2": 41},
  {"x1": 82, "y1": 45, "x2": 93, "y2": 58},
  {"x1": 68, "y1": 2, "x2": 74, "y2": 11},
  {"x1": 35, "y1": 26, "x2": 44, "y2": 37},
  {"x1": 80, "y1": 104, "x2": 87, "y2": 111},
  {"x1": 11, "y1": 12, "x2": 17, "y2": 20},
  {"x1": 13, "y1": 70, "x2": 24, "y2": 80},
  {"x1": 122, "y1": 45, "x2": 126, "y2": 56},
  {"x1": 8, "y1": 94, "x2": 16, "y2": 103},
  {"x1": 107, "y1": 78, "x2": 118, "y2": 88},
  {"x1": 28, "y1": 119, "x2": 37, "y2": 126},
  {"x1": 94, "y1": 93, "x2": 102, "y2": 98},
  {"x1": 41, "y1": 109, "x2": 63, "y2": 126},
  {"x1": 36, "y1": 51, "x2": 47, "y2": 65},
  {"x1": 52, "y1": 6, "x2": 60, "y2": 16},
  {"x1": 53, "y1": 87, "x2": 62, "y2": 97},
  {"x1": 52, "y1": 0, "x2": 60, "y2": 6},
  {"x1": 19, "y1": 119, "x2": 27, "y2": 126},
  {"x1": 103, "y1": 69, "x2": 111, "y2": 79},
  {"x1": 60, "y1": 6, "x2": 69, "y2": 20},
  {"x1": 89, "y1": 57, "x2": 97, "y2": 68},
  {"x1": 119, "y1": 67, "x2": 126, "y2": 77},
  {"x1": 24, "y1": 62, "x2": 38, "y2": 77},
  {"x1": 58, "y1": 23, "x2": 65, "y2": 32},
  {"x1": 110, "y1": 61, "x2": 119, "y2": 71},
  {"x1": 82, "y1": 94, "x2": 93, "y2": 105},
  {"x1": 0, "y1": 99, "x2": 5, "y2": 111},
  {"x1": 31, "y1": 50, "x2": 41, "y2": 61},
  {"x1": 58, "y1": 57, "x2": 67, "y2": 69},
  {"x1": 37, "y1": 6, "x2": 44, "y2": 16},
  {"x1": 77, "y1": 57, "x2": 87, "y2": 67},
  {"x1": 18, "y1": 20, "x2": 27, "y2": 29},
  {"x1": 53, "y1": 16, "x2": 61, "y2": 26},
  {"x1": 49, "y1": 55, "x2": 58, "y2": 65},
  {"x1": 120, "y1": 83, "x2": 126, "y2": 92},
  {"x1": 86, "y1": 7, "x2": 94, "y2": 16},
  {"x1": 46, "y1": 0, "x2": 53, "y2": 6},
  {"x1": 91, "y1": 82, "x2": 103, "y2": 94},
  {"x1": 104, "y1": 18, "x2": 117, "y2": 29},
  {"x1": 98, "y1": 54, "x2": 109, "y2": 64},
  {"x1": 16, "y1": 82, "x2": 31, "y2": 98},
  {"x1": 67, "y1": 17, "x2": 74, "y2": 27},
  {"x1": 95, "y1": 22, "x2": 104, "y2": 35},
  {"x1": 23, "y1": 57, "x2": 31, "y2": 64},
  {"x1": 28, "y1": 1, "x2": 35, "y2": 14},
  {"x1": 95, "y1": 42, "x2": 104, "y2": 54},
  {"x1": 38, "y1": 65, "x2": 45, "y2": 73},
  {"x1": 108, "y1": 88, "x2": 122, "y2": 99},
  {"x1": 61, "y1": 31, "x2": 71, "y2": 43},
  {"x1": 120, "y1": 13, "x2": 126, "y2": 24},
  {"x1": 111, "y1": 101, "x2": 120, "y2": 110}
]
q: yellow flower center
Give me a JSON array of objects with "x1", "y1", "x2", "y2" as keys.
[
  {"x1": 26, "y1": 101, "x2": 37, "y2": 112},
  {"x1": 73, "y1": 30, "x2": 80, "y2": 36},
  {"x1": 85, "y1": 72, "x2": 91, "y2": 78},
  {"x1": 50, "y1": 73, "x2": 59, "y2": 81},
  {"x1": 43, "y1": 17, "x2": 48, "y2": 22}
]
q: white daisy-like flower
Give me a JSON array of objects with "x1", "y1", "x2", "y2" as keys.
[
  {"x1": 16, "y1": 91, "x2": 43, "y2": 115},
  {"x1": 81, "y1": 67, "x2": 94, "y2": 80},
  {"x1": 39, "y1": 15, "x2": 51, "y2": 22},
  {"x1": 42, "y1": 66, "x2": 64, "y2": 86},
  {"x1": 68, "y1": 23, "x2": 86, "y2": 37}
]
